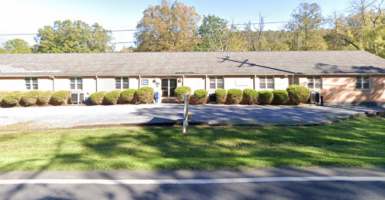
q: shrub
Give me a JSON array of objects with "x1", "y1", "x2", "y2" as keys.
[
  {"x1": 37, "y1": 91, "x2": 54, "y2": 105},
  {"x1": 191, "y1": 89, "x2": 208, "y2": 105},
  {"x1": 258, "y1": 90, "x2": 274, "y2": 105},
  {"x1": 0, "y1": 91, "x2": 10, "y2": 104},
  {"x1": 137, "y1": 87, "x2": 155, "y2": 103},
  {"x1": 215, "y1": 89, "x2": 227, "y2": 104},
  {"x1": 51, "y1": 90, "x2": 71, "y2": 105},
  {"x1": 104, "y1": 90, "x2": 122, "y2": 105},
  {"x1": 227, "y1": 89, "x2": 243, "y2": 104},
  {"x1": 2, "y1": 91, "x2": 25, "y2": 107},
  {"x1": 175, "y1": 86, "x2": 192, "y2": 102},
  {"x1": 272, "y1": 90, "x2": 289, "y2": 105},
  {"x1": 20, "y1": 90, "x2": 42, "y2": 106},
  {"x1": 90, "y1": 91, "x2": 107, "y2": 105},
  {"x1": 120, "y1": 89, "x2": 137, "y2": 103},
  {"x1": 243, "y1": 89, "x2": 258, "y2": 105},
  {"x1": 286, "y1": 85, "x2": 310, "y2": 105}
]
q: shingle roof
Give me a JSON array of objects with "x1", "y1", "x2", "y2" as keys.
[{"x1": 1, "y1": 51, "x2": 385, "y2": 76}]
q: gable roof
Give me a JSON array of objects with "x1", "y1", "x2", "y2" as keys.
[{"x1": 1, "y1": 51, "x2": 385, "y2": 76}]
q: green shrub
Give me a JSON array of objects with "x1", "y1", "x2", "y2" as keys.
[
  {"x1": 0, "y1": 91, "x2": 10, "y2": 104},
  {"x1": 120, "y1": 89, "x2": 137, "y2": 103},
  {"x1": 272, "y1": 90, "x2": 289, "y2": 105},
  {"x1": 191, "y1": 89, "x2": 208, "y2": 104},
  {"x1": 20, "y1": 90, "x2": 42, "y2": 106},
  {"x1": 1, "y1": 91, "x2": 25, "y2": 107},
  {"x1": 175, "y1": 86, "x2": 192, "y2": 102},
  {"x1": 228, "y1": 89, "x2": 243, "y2": 104},
  {"x1": 215, "y1": 89, "x2": 227, "y2": 104},
  {"x1": 137, "y1": 87, "x2": 155, "y2": 103},
  {"x1": 258, "y1": 90, "x2": 274, "y2": 105},
  {"x1": 90, "y1": 91, "x2": 107, "y2": 105},
  {"x1": 51, "y1": 91, "x2": 71, "y2": 105},
  {"x1": 286, "y1": 85, "x2": 310, "y2": 105},
  {"x1": 37, "y1": 91, "x2": 54, "y2": 105},
  {"x1": 243, "y1": 89, "x2": 258, "y2": 105},
  {"x1": 194, "y1": 89, "x2": 208, "y2": 99},
  {"x1": 104, "y1": 90, "x2": 122, "y2": 105}
]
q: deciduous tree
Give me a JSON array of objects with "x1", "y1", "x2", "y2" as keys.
[{"x1": 2, "y1": 38, "x2": 32, "y2": 53}]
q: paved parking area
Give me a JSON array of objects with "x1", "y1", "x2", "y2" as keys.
[{"x1": 0, "y1": 104, "x2": 381, "y2": 130}]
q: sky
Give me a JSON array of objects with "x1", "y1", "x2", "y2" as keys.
[{"x1": 0, "y1": 0, "x2": 350, "y2": 51}]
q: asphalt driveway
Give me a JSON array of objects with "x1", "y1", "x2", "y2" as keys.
[{"x1": 0, "y1": 104, "x2": 381, "y2": 130}]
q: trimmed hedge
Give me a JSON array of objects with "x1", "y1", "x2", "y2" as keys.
[
  {"x1": 51, "y1": 90, "x2": 71, "y2": 105},
  {"x1": 20, "y1": 90, "x2": 42, "y2": 106},
  {"x1": 0, "y1": 91, "x2": 10, "y2": 104},
  {"x1": 90, "y1": 91, "x2": 107, "y2": 105},
  {"x1": 228, "y1": 89, "x2": 243, "y2": 104},
  {"x1": 258, "y1": 90, "x2": 274, "y2": 105},
  {"x1": 243, "y1": 89, "x2": 258, "y2": 105},
  {"x1": 272, "y1": 90, "x2": 289, "y2": 105},
  {"x1": 104, "y1": 90, "x2": 122, "y2": 105},
  {"x1": 286, "y1": 85, "x2": 310, "y2": 105},
  {"x1": 137, "y1": 87, "x2": 155, "y2": 104},
  {"x1": 37, "y1": 91, "x2": 54, "y2": 105},
  {"x1": 2, "y1": 91, "x2": 25, "y2": 107},
  {"x1": 215, "y1": 89, "x2": 227, "y2": 104},
  {"x1": 192, "y1": 89, "x2": 208, "y2": 105},
  {"x1": 175, "y1": 86, "x2": 192, "y2": 102},
  {"x1": 120, "y1": 89, "x2": 137, "y2": 103}
]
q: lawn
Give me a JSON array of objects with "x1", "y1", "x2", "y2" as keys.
[{"x1": 0, "y1": 117, "x2": 385, "y2": 171}]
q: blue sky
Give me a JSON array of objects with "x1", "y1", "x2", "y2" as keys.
[{"x1": 0, "y1": 0, "x2": 350, "y2": 50}]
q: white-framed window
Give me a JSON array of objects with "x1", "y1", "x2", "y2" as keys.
[
  {"x1": 355, "y1": 76, "x2": 371, "y2": 90},
  {"x1": 142, "y1": 79, "x2": 149, "y2": 85},
  {"x1": 70, "y1": 77, "x2": 82, "y2": 90},
  {"x1": 259, "y1": 76, "x2": 274, "y2": 90},
  {"x1": 307, "y1": 76, "x2": 322, "y2": 90},
  {"x1": 210, "y1": 76, "x2": 224, "y2": 90},
  {"x1": 115, "y1": 77, "x2": 129, "y2": 89},
  {"x1": 25, "y1": 77, "x2": 38, "y2": 90}
]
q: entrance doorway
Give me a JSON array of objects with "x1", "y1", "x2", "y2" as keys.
[{"x1": 161, "y1": 79, "x2": 177, "y2": 97}]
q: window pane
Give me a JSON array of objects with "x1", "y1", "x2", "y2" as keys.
[
  {"x1": 210, "y1": 78, "x2": 215, "y2": 83},
  {"x1": 32, "y1": 78, "x2": 38, "y2": 84},
  {"x1": 307, "y1": 77, "x2": 314, "y2": 83},
  {"x1": 314, "y1": 76, "x2": 321, "y2": 83},
  {"x1": 308, "y1": 83, "x2": 314, "y2": 89},
  {"x1": 210, "y1": 83, "x2": 216, "y2": 89},
  {"x1": 123, "y1": 83, "x2": 129, "y2": 89},
  {"x1": 363, "y1": 76, "x2": 370, "y2": 83},
  {"x1": 267, "y1": 77, "x2": 274, "y2": 83},
  {"x1": 355, "y1": 76, "x2": 362, "y2": 83},
  {"x1": 355, "y1": 83, "x2": 362, "y2": 89},
  {"x1": 70, "y1": 78, "x2": 75, "y2": 84},
  {"x1": 77, "y1": 84, "x2": 82, "y2": 90},
  {"x1": 259, "y1": 83, "x2": 266, "y2": 89},
  {"x1": 77, "y1": 77, "x2": 82, "y2": 83},
  {"x1": 33, "y1": 84, "x2": 38, "y2": 90},
  {"x1": 363, "y1": 83, "x2": 370, "y2": 89},
  {"x1": 267, "y1": 83, "x2": 274, "y2": 89},
  {"x1": 123, "y1": 77, "x2": 129, "y2": 83},
  {"x1": 259, "y1": 77, "x2": 266, "y2": 83},
  {"x1": 217, "y1": 83, "x2": 224, "y2": 89},
  {"x1": 70, "y1": 84, "x2": 75, "y2": 90},
  {"x1": 115, "y1": 77, "x2": 121, "y2": 89},
  {"x1": 315, "y1": 83, "x2": 321, "y2": 89},
  {"x1": 25, "y1": 77, "x2": 30, "y2": 83},
  {"x1": 217, "y1": 77, "x2": 224, "y2": 83},
  {"x1": 26, "y1": 84, "x2": 31, "y2": 90}
]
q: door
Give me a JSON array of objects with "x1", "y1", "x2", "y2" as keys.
[{"x1": 161, "y1": 79, "x2": 177, "y2": 97}]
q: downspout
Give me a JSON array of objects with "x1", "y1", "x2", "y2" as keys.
[
  {"x1": 205, "y1": 75, "x2": 208, "y2": 91},
  {"x1": 182, "y1": 75, "x2": 185, "y2": 86},
  {"x1": 292, "y1": 75, "x2": 295, "y2": 85},
  {"x1": 50, "y1": 76, "x2": 55, "y2": 91},
  {"x1": 95, "y1": 76, "x2": 98, "y2": 92},
  {"x1": 254, "y1": 74, "x2": 256, "y2": 90},
  {"x1": 138, "y1": 75, "x2": 141, "y2": 89}
]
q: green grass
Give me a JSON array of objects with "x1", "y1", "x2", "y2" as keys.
[{"x1": 1, "y1": 117, "x2": 385, "y2": 171}]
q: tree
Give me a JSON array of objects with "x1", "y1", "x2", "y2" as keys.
[
  {"x1": 198, "y1": 15, "x2": 247, "y2": 51},
  {"x1": 135, "y1": 0, "x2": 200, "y2": 52},
  {"x1": 0, "y1": 48, "x2": 6, "y2": 54},
  {"x1": 244, "y1": 13, "x2": 266, "y2": 51},
  {"x1": 2, "y1": 38, "x2": 32, "y2": 53},
  {"x1": 34, "y1": 20, "x2": 113, "y2": 53},
  {"x1": 121, "y1": 46, "x2": 135, "y2": 52},
  {"x1": 286, "y1": 3, "x2": 326, "y2": 50}
]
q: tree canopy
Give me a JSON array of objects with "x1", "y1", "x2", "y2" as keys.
[
  {"x1": 2, "y1": 39, "x2": 32, "y2": 53},
  {"x1": 34, "y1": 20, "x2": 113, "y2": 53},
  {"x1": 134, "y1": 0, "x2": 200, "y2": 52}
]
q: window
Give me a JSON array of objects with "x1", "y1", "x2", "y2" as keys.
[
  {"x1": 141, "y1": 79, "x2": 149, "y2": 85},
  {"x1": 307, "y1": 76, "x2": 322, "y2": 90},
  {"x1": 25, "y1": 77, "x2": 38, "y2": 90},
  {"x1": 70, "y1": 77, "x2": 82, "y2": 90},
  {"x1": 115, "y1": 77, "x2": 129, "y2": 89},
  {"x1": 210, "y1": 77, "x2": 224, "y2": 90},
  {"x1": 355, "y1": 76, "x2": 371, "y2": 90},
  {"x1": 259, "y1": 76, "x2": 274, "y2": 89}
]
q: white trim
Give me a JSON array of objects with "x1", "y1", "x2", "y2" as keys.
[
  {"x1": 115, "y1": 77, "x2": 129, "y2": 90},
  {"x1": 25, "y1": 77, "x2": 38, "y2": 90},
  {"x1": 0, "y1": 177, "x2": 384, "y2": 185},
  {"x1": 307, "y1": 76, "x2": 322, "y2": 90},
  {"x1": 70, "y1": 77, "x2": 83, "y2": 91},
  {"x1": 209, "y1": 76, "x2": 224, "y2": 90},
  {"x1": 258, "y1": 76, "x2": 274, "y2": 90}
]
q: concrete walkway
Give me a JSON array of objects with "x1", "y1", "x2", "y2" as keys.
[{"x1": 0, "y1": 104, "x2": 382, "y2": 130}]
